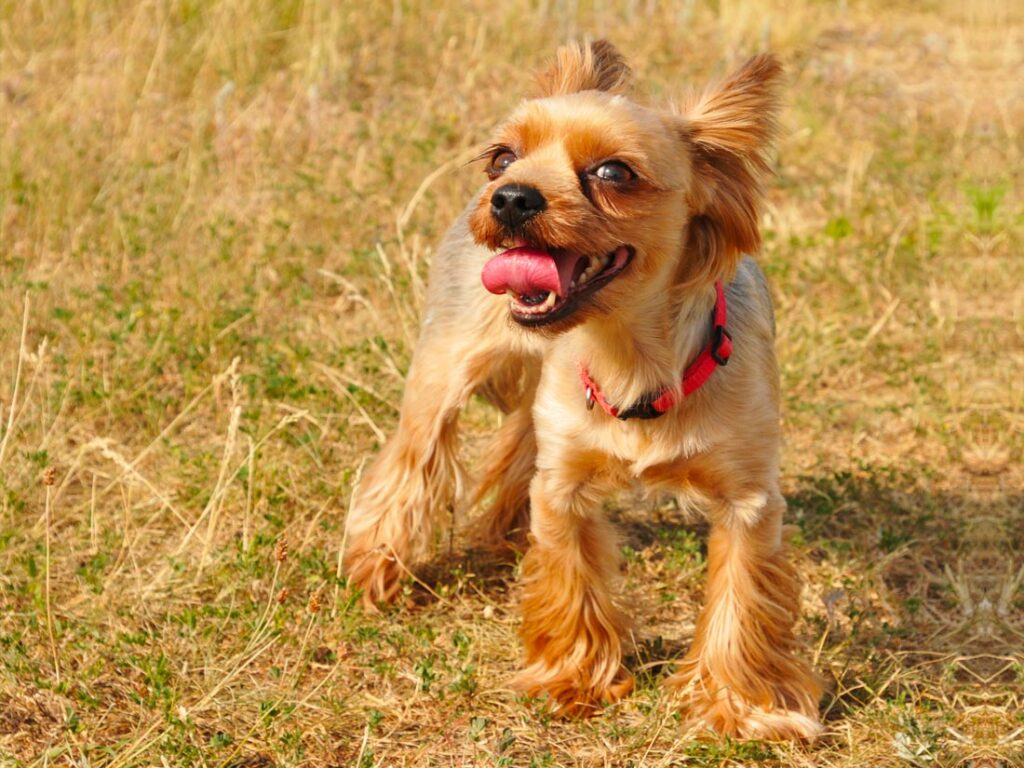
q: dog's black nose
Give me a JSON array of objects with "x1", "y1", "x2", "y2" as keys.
[{"x1": 490, "y1": 184, "x2": 546, "y2": 228}]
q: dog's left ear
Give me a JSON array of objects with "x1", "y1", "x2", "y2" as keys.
[{"x1": 676, "y1": 54, "x2": 783, "y2": 285}]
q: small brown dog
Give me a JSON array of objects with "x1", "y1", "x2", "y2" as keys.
[{"x1": 343, "y1": 40, "x2": 822, "y2": 739}]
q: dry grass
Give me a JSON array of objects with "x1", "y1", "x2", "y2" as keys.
[{"x1": 1, "y1": 1, "x2": 1021, "y2": 766}]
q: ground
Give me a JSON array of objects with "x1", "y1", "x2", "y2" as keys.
[{"x1": 0, "y1": 1, "x2": 1021, "y2": 766}]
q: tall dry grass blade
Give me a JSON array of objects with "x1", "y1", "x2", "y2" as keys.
[
  {"x1": 197, "y1": 357, "x2": 243, "y2": 575},
  {"x1": 374, "y1": 242, "x2": 416, "y2": 345},
  {"x1": 243, "y1": 434, "x2": 255, "y2": 552},
  {"x1": 316, "y1": 362, "x2": 387, "y2": 442},
  {"x1": 42, "y1": 467, "x2": 60, "y2": 684},
  {"x1": 89, "y1": 438, "x2": 192, "y2": 530},
  {"x1": 0, "y1": 293, "x2": 29, "y2": 467}
]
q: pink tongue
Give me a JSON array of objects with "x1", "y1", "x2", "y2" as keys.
[{"x1": 481, "y1": 247, "x2": 583, "y2": 299}]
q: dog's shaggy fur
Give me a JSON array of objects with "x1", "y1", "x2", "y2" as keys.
[{"x1": 343, "y1": 40, "x2": 822, "y2": 739}]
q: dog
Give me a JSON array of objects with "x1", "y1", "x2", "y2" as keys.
[{"x1": 342, "y1": 40, "x2": 822, "y2": 740}]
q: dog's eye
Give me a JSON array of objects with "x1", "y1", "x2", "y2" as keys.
[
  {"x1": 592, "y1": 161, "x2": 636, "y2": 184},
  {"x1": 488, "y1": 150, "x2": 517, "y2": 177}
]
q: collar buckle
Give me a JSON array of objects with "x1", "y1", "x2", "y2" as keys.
[{"x1": 710, "y1": 326, "x2": 732, "y2": 366}]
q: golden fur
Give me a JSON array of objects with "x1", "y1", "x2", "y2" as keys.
[{"x1": 343, "y1": 40, "x2": 822, "y2": 740}]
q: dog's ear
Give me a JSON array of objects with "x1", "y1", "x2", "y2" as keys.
[
  {"x1": 676, "y1": 54, "x2": 783, "y2": 286},
  {"x1": 535, "y1": 39, "x2": 631, "y2": 97}
]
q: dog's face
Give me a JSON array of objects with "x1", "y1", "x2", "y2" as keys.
[
  {"x1": 470, "y1": 92, "x2": 689, "y2": 329},
  {"x1": 468, "y1": 41, "x2": 781, "y2": 332}
]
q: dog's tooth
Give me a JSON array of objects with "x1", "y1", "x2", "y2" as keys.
[
  {"x1": 572, "y1": 252, "x2": 615, "y2": 291},
  {"x1": 580, "y1": 254, "x2": 602, "y2": 283}
]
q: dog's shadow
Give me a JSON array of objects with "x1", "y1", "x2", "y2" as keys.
[{"x1": 415, "y1": 490, "x2": 709, "y2": 602}]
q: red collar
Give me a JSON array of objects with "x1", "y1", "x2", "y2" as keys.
[{"x1": 578, "y1": 280, "x2": 732, "y2": 420}]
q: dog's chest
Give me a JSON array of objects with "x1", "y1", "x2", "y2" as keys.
[{"x1": 587, "y1": 414, "x2": 712, "y2": 476}]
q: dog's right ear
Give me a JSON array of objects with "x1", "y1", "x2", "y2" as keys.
[
  {"x1": 675, "y1": 54, "x2": 783, "y2": 286},
  {"x1": 535, "y1": 39, "x2": 631, "y2": 97}
]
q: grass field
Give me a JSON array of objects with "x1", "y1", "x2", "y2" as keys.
[{"x1": 1, "y1": 1, "x2": 1022, "y2": 765}]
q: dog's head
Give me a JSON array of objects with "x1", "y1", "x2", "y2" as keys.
[{"x1": 469, "y1": 40, "x2": 782, "y2": 331}]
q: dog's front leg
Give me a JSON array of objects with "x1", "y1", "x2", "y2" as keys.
[
  {"x1": 343, "y1": 282, "x2": 514, "y2": 608},
  {"x1": 668, "y1": 488, "x2": 823, "y2": 740},
  {"x1": 513, "y1": 459, "x2": 633, "y2": 716}
]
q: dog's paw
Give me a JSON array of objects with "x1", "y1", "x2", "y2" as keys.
[
  {"x1": 728, "y1": 706, "x2": 823, "y2": 741},
  {"x1": 675, "y1": 692, "x2": 822, "y2": 741},
  {"x1": 668, "y1": 671, "x2": 822, "y2": 741},
  {"x1": 343, "y1": 544, "x2": 404, "y2": 610},
  {"x1": 511, "y1": 663, "x2": 633, "y2": 717}
]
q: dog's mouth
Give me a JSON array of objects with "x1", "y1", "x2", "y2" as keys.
[{"x1": 481, "y1": 245, "x2": 633, "y2": 326}]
